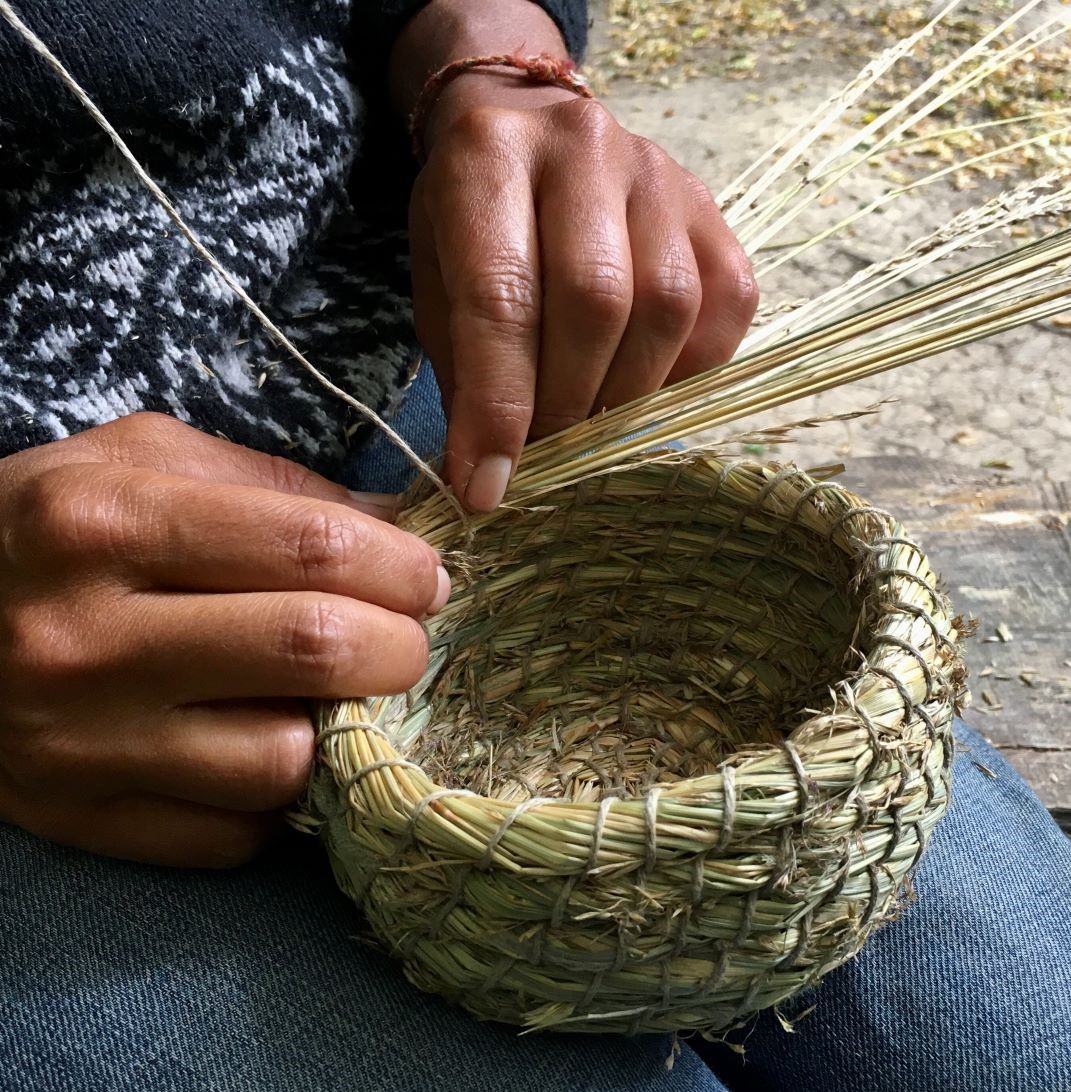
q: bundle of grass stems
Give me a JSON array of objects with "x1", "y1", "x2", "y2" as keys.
[{"x1": 5, "y1": 0, "x2": 1069, "y2": 1040}]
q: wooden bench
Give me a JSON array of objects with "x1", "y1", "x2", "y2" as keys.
[{"x1": 842, "y1": 457, "x2": 1070, "y2": 833}]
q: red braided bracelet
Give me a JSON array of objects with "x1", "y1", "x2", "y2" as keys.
[{"x1": 408, "y1": 52, "x2": 593, "y2": 161}]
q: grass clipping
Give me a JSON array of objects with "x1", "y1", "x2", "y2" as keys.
[{"x1": 292, "y1": 2, "x2": 1071, "y2": 1036}]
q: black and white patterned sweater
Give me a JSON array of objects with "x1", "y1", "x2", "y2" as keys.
[{"x1": 0, "y1": 0, "x2": 587, "y2": 477}]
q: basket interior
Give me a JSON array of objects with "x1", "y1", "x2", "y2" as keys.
[{"x1": 400, "y1": 464, "x2": 867, "y2": 804}]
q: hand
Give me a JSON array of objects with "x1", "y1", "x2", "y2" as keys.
[
  {"x1": 0, "y1": 413, "x2": 448, "y2": 867},
  {"x1": 395, "y1": 4, "x2": 758, "y2": 512}
]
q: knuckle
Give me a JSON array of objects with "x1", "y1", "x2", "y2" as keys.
[
  {"x1": 102, "y1": 410, "x2": 182, "y2": 442},
  {"x1": 0, "y1": 601, "x2": 86, "y2": 687},
  {"x1": 560, "y1": 99, "x2": 617, "y2": 142},
  {"x1": 267, "y1": 455, "x2": 320, "y2": 498},
  {"x1": 466, "y1": 392, "x2": 532, "y2": 430},
  {"x1": 278, "y1": 599, "x2": 346, "y2": 688},
  {"x1": 482, "y1": 395, "x2": 532, "y2": 423},
  {"x1": 451, "y1": 390, "x2": 533, "y2": 454},
  {"x1": 82, "y1": 412, "x2": 198, "y2": 470},
  {"x1": 645, "y1": 261, "x2": 703, "y2": 329},
  {"x1": 449, "y1": 104, "x2": 517, "y2": 148},
  {"x1": 731, "y1": 262, "x2": 761, "y2": 318},
  {"x1": 14, "y1": 467, "x2": 82, "y2": 552},
  {"x1": 290, "y1": 508, "x2": 366, "y2": 584},
  {"x1": 630, "y1": 135, "x2": 671, "y2": 182},
  {"x1": 0, "y1": 719, "x2": 78, "y2": 793},
  {"x1": 460, "y1": 263, "x2": 540, "y2": 333},
  {"x1": 16, "y1": 465, "x2": 116, "y2": 560},
  {"x1": 683, "y1": 170, "x2": 716, "y2": 207},
  {"x1": 136, "y1": 410, "x2": 185, "y2": 436},
  {"x1": 564, "y1": 259, "x2": 632, "y2": 328}
]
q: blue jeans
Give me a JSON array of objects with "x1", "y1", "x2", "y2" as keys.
[{"x1": 2, "y1": 366, "x2": 1069, "y2": 1092}]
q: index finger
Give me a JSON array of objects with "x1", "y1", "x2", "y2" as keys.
[
  {"x1": 55, "y1": 465, "x2": 448, "y2": 619},
  {"x1": 64, "y1": 412, "x2": 397, "y2": 517},
  {"x1": 422, "y1": 123, "x2": 541, "y2": 511}
]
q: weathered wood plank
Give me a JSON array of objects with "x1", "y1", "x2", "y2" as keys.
[{"x1": 838, "y1": 457, "x2": 1070, "y2": 825}]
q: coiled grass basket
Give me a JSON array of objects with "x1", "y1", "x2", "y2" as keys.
[{"x1": 299, "y1": 449, "x2": 967, "y2": 1035}]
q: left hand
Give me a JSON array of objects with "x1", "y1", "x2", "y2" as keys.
[{"x1": 396, "y1": 7, "x2": 759, "y2": 512}]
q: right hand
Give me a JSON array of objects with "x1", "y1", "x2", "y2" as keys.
[{"x1": 0, "y1": 413, "x2": 449, "y2": 868}]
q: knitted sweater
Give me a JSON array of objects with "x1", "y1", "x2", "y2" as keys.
[{"x1": 0, "y1": 0, "x2": 587, "y2": 475}]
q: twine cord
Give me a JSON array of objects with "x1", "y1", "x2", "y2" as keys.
[
  {"x1": 408, "y1": 51, "x2": 593, "y2": 161},
  {"x1": 0, "y1": 0, "x2": 470, "y2": 527}
]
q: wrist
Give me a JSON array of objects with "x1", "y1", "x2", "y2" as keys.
[
  {"x1": 420, "y1": 71, "x2": 581, "y2": 157},
  {"x1": 389, "y1": 0, "x2": 570, "y2": 117}
]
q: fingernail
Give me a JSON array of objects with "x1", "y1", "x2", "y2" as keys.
[
  {"x1": 428, "y1": 565, "x2": 451, "y2": 616},
  {"x1": 347, "y1": 490, "x2": 400, "y2": 519},
  {"x1": 465, "y1": 454, "x2": 512, "y2": 512}
]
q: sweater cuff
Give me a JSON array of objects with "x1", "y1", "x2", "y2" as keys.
[
  {"x1": 528, "y1": 0, "x2": 588, "y2": 59},
  {"x1": 354, "y1": 1, "x2": 588, "y2": 69}
]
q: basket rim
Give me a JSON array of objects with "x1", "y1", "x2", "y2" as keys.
[{"x1": 308, "y1": 456, "x2": 963, "y2": 867}]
